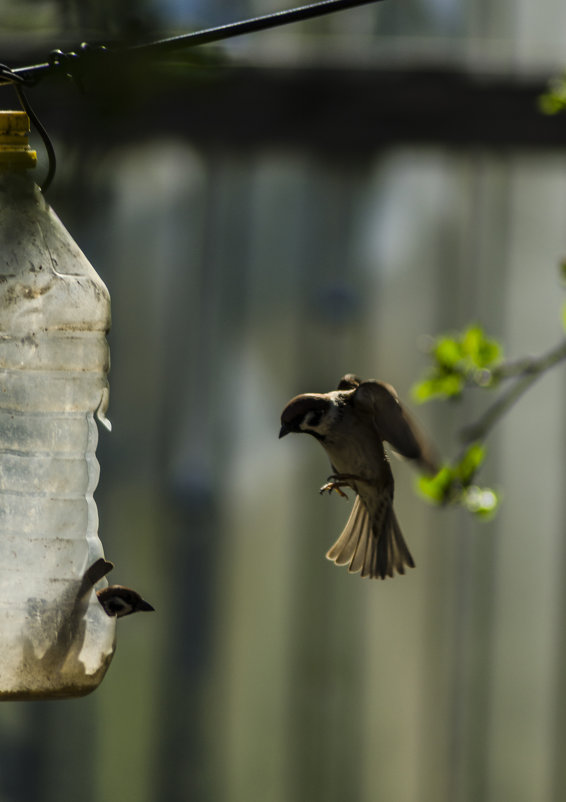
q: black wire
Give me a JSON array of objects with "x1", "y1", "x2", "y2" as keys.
[
  {"x1": 11, "y1": 0, "x2": 385, "y2": 84},
  {"x1": 0, "y1": 0, "x2": 385, "y2": 192},
  {"x1": 129, "y1": 0, "x2": 385, "y2": 56},
  {"x1": 0, "y1": 65, "x2": 56, "y2": 192},
  {"x1": 14, "y1": 85, "x2": 56, "y2": 193}
]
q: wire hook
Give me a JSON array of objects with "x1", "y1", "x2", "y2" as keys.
[{"x1": 0, "y1": 64, "x2": 56, "y2": 193}]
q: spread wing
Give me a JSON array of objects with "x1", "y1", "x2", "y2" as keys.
[
  {"x1": 352, "y1": 380, "x2": 437, "y2": 474},
  {"x1": 336, "y1": 373, "x2": 363, "y2": 390}
]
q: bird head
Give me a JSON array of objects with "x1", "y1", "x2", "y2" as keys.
[
  {"x1": 96, "y1": 586, "x2": 155, "y2": 618},
  {"x1": 279, "y1": 393, "x2": 337, "y2": 441}
]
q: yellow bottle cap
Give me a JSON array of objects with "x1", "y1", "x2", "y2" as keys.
[{"x1": 0, "y1": 111, "x2": 37, "y2": 168}]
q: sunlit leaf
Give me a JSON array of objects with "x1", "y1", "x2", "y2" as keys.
[
  {"x1": 462, "y1": 325, "x2": 502, "y2": 368},
  {"x1": 462, "y1": 325, "x2": 482, "y2": 358},
  {"x1": 417, "y1": 466, "x2": 455, "y2": 504},
  {"x1": 455, "y1": 442, "x2": 486, "y2": 485},
  {"x1": 416, "y1": 446, "x2": 499, "y2": 519},
  {"x1": 477, "y1": 339, "x2": 502, "y2": 368},
  {"x1": 539, "y1": 77, "x2": 566, "y2": 115},
  {"x1": 539, "y1": 93, "x2": 566, "y2": 115},
  {"x1": 414, "y1": 325, "x2": 503, "y2": 404},
  {"x1": 412, "y1": 373, "x2": 464, "y2": 403},
  {"x1": 411, "y1": 380, "x2": 437, "y2": 403},
  {"x1": 434, "y1": 337, "x2": 462, "y2": 368},
  {"x1": 437, "y1": 373, "x2": 464, "y2": 397}
]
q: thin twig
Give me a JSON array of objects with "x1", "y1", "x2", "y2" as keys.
[{"x1": 461, "y1": 338, "x2": 566, "y2": 443}]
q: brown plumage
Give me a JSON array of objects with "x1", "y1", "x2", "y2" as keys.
[{"x1": 279, "y1": 374, "x2": 437, "y2": 579}]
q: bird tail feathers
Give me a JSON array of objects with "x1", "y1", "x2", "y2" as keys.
[{"x1": 326, "y1": 495, "x2": 414, "y2": 579}]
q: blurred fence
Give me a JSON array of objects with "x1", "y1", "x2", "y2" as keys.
[
  {"x1": 1, "y1": 9, "x2": 566, "y2": 801},
  {"x1": 9, "y1": 138, "x2": 563, "y2": 802}
]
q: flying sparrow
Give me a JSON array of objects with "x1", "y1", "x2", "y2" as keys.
[
  {"x1": 279, "y1": 374, "x2": 437, "y2": 579},
  {"x1": 96, "y1": 586, "x2": 155, "y2": 618}
]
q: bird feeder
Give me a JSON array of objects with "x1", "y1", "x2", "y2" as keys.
[{"x1": 0, "y1": 111, "x2": 116, "y2": 698}]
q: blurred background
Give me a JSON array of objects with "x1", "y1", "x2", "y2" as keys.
[{"x1": 1, "y1": 0, "x2": 566, "y2": 800}]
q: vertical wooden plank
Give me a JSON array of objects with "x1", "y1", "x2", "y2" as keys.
[
  {"x1": 90, "y1": 142, "x2": 211, "y2": 802},
  {"x1": 485, "y1": 156, "x2": 566, "y2": 802}
]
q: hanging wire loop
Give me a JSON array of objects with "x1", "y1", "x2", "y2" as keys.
[
  {"x1": 0, "y1": 64, "x2": 57, "y2": 193},
  {"x1": 9, "y1": 0, "x2": 385, "y2": 85}
]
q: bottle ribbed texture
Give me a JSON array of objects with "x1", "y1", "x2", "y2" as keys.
[{"x1": 0, "y1": 171, "x2": 115, "y2": 698}]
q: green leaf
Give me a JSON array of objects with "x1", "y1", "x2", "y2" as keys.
[
  {"x1": 442, "y1": 374, "x2": 465, "y2": 396},
  {"x1": 539, "y1": 93, "x2": 566, "y2": 115},
  {"x1": 413, "y1": 325, "x2": 502, "y2": 404},
  {"x1": 416, "y1": 449, "x2": 499, "y2": 519},
  {"x1": 412, "y1": 373, "x2": 464, "y2": 403},
  {"x1": 461, "y1": 325, "x2": 502, "y2": 368},
  {"x1": 455, "y1": 442, "x2": 486, "y2": 485},
  {"x1": 434, "y1": 337, "x2": 463, "y2": 368},
  {"x1": 539, "y1": 76, "x2": 566, "y2": 115},
  {"x1": 411, "y1": 379, "x2": 437, "y2": 403},
  {"x1": 417, "y1": 467, "x2": 455, "y2": 504},
  {"x1": 477, "y1": 339, "x2": 502, "y2": 368},
  {"x1": 462, "y1": 325, "x2": 482, "y2": 358}
]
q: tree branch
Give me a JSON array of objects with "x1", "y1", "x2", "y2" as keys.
[{"x1": 460, "y1": 338, "x2": 566, "y2": 443}]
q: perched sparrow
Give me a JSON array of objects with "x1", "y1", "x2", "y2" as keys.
[
  {"x1": 279, "y1": 373, "x2": 437, "y2": 579},
  {"x1": 96, "y1": 586, "x2": 155, "y2": 618}
]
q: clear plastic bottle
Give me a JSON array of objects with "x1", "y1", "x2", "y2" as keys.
[{"x1": 0, "y1": 111, "x2": 116, "y2": 698}]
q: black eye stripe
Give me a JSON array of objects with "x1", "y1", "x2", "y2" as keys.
[{"x1": 306, "y1": 410, "x2": 323, "y2": 427}]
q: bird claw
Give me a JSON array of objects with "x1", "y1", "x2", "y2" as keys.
[
  {"x1": 319, "y1": 472, "x2": 375, "y2": 499},
  {"x1": 319, "y1": 480, "x2": 349, "y2": 499}
]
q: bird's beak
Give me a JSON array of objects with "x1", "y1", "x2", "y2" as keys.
[
  {"x1": 279, "y1": 423, "x2": 292, "y2": 439},
  {"x1": 138, "y1": 599, "x2": 155, "y2": 612}
]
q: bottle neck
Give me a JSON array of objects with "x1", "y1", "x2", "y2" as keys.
[{"x1": 0, "y1": 111, "x2": 37, "y2": 171}]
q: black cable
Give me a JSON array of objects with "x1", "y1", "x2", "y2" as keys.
[
  {"x1": 129, "y1": 0, "x2": 385, "y2": 56},
  {"x1": 11, "y1": 0, "x2": 385, "y2": 84},
  {"x1": 0, "y1": 65, "x2": 56, "y2": 192},
  {"x1": 0, "y1": 0, "x2": 385, "y2": 192},
  {"x1": 14, "y1": 85, "x2": 56, "y2": 193}
]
